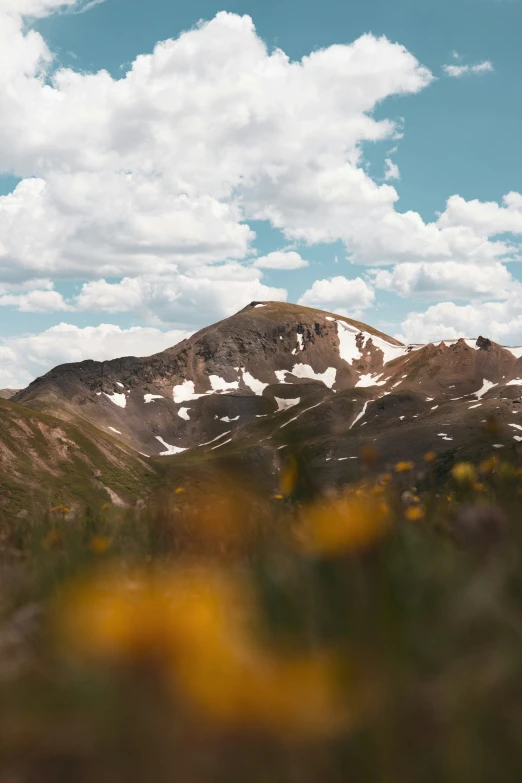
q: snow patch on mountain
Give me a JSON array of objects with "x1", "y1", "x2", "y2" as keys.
[
  {"x1": 200, "y1": 430, "x2": 232, "y2": 447},
  {"x1": 144, "y1": 394, "x2": 163, "y2": 404},
  {"x1": 474, "y1": 379, "x2": 497, "y2": 399},
  {"x1": 275, "y1": 397, "x2": 300, "y2": 411},
  {"x1": 241, "y1": 369, "x2": 268, "y2": 395},
  {"x1": 350, "y1": 400, "x2": 371, "y2": 428},
  {"x1": 155, "y1": 436, "x2": 186, "y2": 455},
  {"x1": 282, "y1": 363, "x2": 337, "y2": 388},
  {"x1": 356, "y1": 373, "x2": 386, "y2": 388},
  {"x1": 209, "y1": 374, "x2": 239, "y2": 392},
  {"x1": 104, "y1": 392, "x2": 126, "y2": 408}
]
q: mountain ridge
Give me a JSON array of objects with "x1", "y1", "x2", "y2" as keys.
[
  {"x1": 13, "y1": 301, "x2": 416, "y2": 455},
  {"x1": 6, "y1": 301, "x2": 522, "y2": 513}
]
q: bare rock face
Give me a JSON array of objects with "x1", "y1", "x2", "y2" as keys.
[
  {"x1": 13, "y1": 302, "x2": 408, "y2": 456},
  {"x1": 10, "y1": 302, "x2": 522, "y2": 470}
]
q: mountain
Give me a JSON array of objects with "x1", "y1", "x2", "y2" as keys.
[
  {"x1": 14, "y1": 302, "x2": 413, "y2": 455},
  {"x1": 9, "y1": 301, "x2": 522, "y2": 505}
]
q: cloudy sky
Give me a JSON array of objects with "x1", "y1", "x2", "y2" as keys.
[{"x1": 1, "y1": 0, "x2": 521, "y2": 387}]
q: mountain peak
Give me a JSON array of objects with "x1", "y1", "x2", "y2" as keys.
[{"x1": 13, "y1": 304, "x2": 522, "y2": 463}]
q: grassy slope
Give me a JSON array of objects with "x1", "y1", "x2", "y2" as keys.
[
  {"x1": 0, "y1": 398, "x2": 162, "y2": 514},
  {"x1": 240, "y1": 301, "x2": 405, "y2": 346}
]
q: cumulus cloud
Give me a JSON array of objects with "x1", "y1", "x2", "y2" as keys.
[
  {"x1": 443, "y1": 61, "x2": 494, "y2": 78},
  {"x1": 437, "y1": 192, "x2": 522, "y2": 237},
  {"x1": 0, "y1": 9, "x2": 436, "y2": 288},
  {"x1": 0, "y1": 5, "x2": 516, "y2": 283},
  {"x1": 0, "y1": 286, "x2": 71, "y2": 312},
  {"x1": 371, "y1": 261, "x2": 514, "y2": 300},
  {"x1": 0, "y1": 323, "x2": 191, "y2": 388},
  {"x1": 0, "y1": 178, "x2": 254, "y2": 282},
  {"x1": 252, "y1": 251, "x2": 308, "y2": 270},
  {"x1": 397, "y1": 294, "x2": 522, "y2": 346},
  {"x1": 74, "y1": 265, "x2": 287, "y2": 325},
  {"x1": 297, "y1": 276, "x2": 375, "y2": 317}
]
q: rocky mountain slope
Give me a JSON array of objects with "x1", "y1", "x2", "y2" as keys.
[
  {"x1": 0, "y1": 398, "x2": 159, "y2": 515},
  {"x1": 8, "y1": 301, "x2": 522, "y2": 506},
  {"x1": 14, "y1": 302, "x2": 415, "y2": 456}
]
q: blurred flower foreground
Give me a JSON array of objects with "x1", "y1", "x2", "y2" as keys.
[{"x1": 3, "y1": 447, "x2": 522, "y2": 782}]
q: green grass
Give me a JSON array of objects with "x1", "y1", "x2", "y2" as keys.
[
  {"x1": 0, "y1": 398, "x2": 162, "y2": 513},
  {"x1": 2, "y1": 447, "x2": 522, "y2": 781}
]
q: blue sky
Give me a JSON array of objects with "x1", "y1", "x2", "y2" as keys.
[{"x1": 0, "y1": 0, "x2": 521, "y2": 386}]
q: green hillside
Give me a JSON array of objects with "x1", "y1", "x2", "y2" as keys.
[{"x1": 0, "y1": 398, "x2": 161, "y2": 515}]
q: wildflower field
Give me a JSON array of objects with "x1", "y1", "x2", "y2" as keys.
[{"x1": 2, "y1": 435, "x2": 522, "y2": 781}]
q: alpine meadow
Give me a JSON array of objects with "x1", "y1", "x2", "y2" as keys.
[{"x1": 2, "y1": 1, "x2": 522, "y2": 780}]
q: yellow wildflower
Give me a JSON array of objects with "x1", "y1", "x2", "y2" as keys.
[
  {"x1": 55, "y1": 566, "x2": 350, "y2": 738},
  {"x1": 89, "y1": 536, "x2": 111, "y2": 554},
  {"x1": 479, "y1": 456, "x2": 499, "y2": 474},
  {"x1": 394, "y1": 461, "x2": 414, "y2": 473},
  {"x1": 497, "y1": 462, "x2": 516, "y2": 480},
  {"x1": 424, "y1": 451, "x2": 437, "y2": 463},
  {"x1": 175, "y1": 487, "x2": 185, "y2": 495},
  {"x1": 451, "y1": 462, "x2": 476, "y2": 483},
  {"x1": 405, "y1": 506, "x2": 424, "y2": 522},
  {"x1": 297, "y1": 493, "x2": 390, "y2": 555}
]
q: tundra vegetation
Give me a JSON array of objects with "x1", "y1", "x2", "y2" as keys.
[{"x1": 2, "y1": 425, "x2": 522, "y2": 782}]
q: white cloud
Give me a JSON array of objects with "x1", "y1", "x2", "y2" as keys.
[
  {"x1": 384, "y1": 158, "x2": 400, "y2": 181},
  {"x1": 75, "y1": 265, "x2": 287, "y2": 325},
  {"x1": 0, "y1": 0, "x2": 80, "y2": 18},
  {"x1": 0, "y1": 288, "x2": 71, "y2": 312},
  {"x1": 72, "y1": 0, "x2": 106, "y2": 13},
  {"x1": 371, "y1": 261, "x2": 514, "y2": 300},
  {"x1": 0, "y1": 177, "x2": 254, "y2": 282},
  {"x1": 0, "y1": 323, "x2": 192, "y2": 388},
  {"x1": 437, "y1": 192, "x2": 522, "y2": 237},
  {"x1": 443, "y1": 60, "x2": 494, "y2": 78},
  {"x1": 298, "y1": 275, "x2": 374, "y2": 317},
  {"x1": 252, "y1": 251, "x2": 308, "y2": 270},
  {"x1": 397, "y1": 293, "x2": 522, "y2": 346},
  {"x1": 0, "y1": 6, "x2": 514, "y2": 287},
  {"x1": 0, "y1": 10, "x2": 435, "y2": 285}
]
